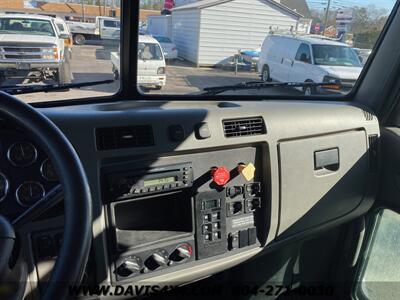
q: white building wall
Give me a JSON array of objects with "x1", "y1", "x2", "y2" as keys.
[
  {"x1": 171, "y1": 9, "x2": 200, "y2": 64},
  {"x1": 147, "y1": 15, "x2": 172, "y2": 38},
  {"x1": 198, "y1": 0, "x2": 299, "y2": 66}
]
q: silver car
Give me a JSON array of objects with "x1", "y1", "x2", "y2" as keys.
[{"x1": 153, "y1": 36, "x2": 178, "y2": 61}]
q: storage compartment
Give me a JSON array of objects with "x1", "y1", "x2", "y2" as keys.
[
  {"x1": 278, "y1": 130, "x2": 369, "y2": 239},
  {"x1": 110, "y1": 191, "x2": 193, "y2": 251}
]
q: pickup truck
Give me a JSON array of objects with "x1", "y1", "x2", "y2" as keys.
[
  {"x1": 66, "y1": 16, "x2": 120, "y2": 45},
  {"x1": 0, "y1": 14, "x2": 71, "y2": 85}
]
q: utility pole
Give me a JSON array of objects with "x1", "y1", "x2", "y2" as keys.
[
  {"x1": 98, "y1": 0, "x2": 102, "y2": 16},
  {"x1": 322, "y1": 0, "x2": 331, "y2": 35},
  {"x1": 81, "y1": 0, "x2": 85, "y2": 22}
]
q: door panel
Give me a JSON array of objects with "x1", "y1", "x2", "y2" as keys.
[{"x1": 378, "y1": 127, "x2": 400, "y2": 210}]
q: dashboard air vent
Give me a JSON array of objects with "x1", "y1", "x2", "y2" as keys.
[
  {"x1": 96, "y1": 125, "x2": 154, "y2": 150},
  {"x1": 223, "y1": 117, "x2": 266, "y2": 138},
  {"x1": 363, "y1": 110, "x2": 374, "y2": 121}
]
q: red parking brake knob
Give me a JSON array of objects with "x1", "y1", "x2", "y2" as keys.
[{"x1": 211, "y1": 166, "x2": 230, "y2": 186}]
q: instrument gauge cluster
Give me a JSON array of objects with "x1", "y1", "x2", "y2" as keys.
[
  {"x1": 0, "y1": 173, "x2": 9, "y2": 202},
  {"x1": 16, "y1": 181, "x2": 45, "y2": 207},
  {"x1": 7, "y1": 142, "x2": 38, "y2": 167},
  {"x1": 0, "y1": 132, "x2": 60, "y2": 218}
]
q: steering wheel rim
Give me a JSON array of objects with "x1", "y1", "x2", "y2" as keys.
[{"x1": 0, "y1": 92, "x2": 92, "y2": 300}]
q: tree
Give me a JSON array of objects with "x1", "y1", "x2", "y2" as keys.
[
  {"x1": 351, "y1": 5, "x2": 389, "y2": 48},
  {"x1": 140, "y1": 0, "x2": 164, "y2": 10},
  {"x1": 311, "y1": 5, "x2": 390, "y2": 48}
]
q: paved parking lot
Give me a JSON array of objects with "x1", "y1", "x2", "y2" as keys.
[{"x1": 8, "y1": 42, "x2": 300, "y2": 103}]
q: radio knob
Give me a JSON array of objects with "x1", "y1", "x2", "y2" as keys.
[
  {"x1": 116, "y1": 256, "x2": 142, "y2": 277},
  {"x1": 153, "y1": 253, "x2": 168, "y2": 265},
  {"x1": 145, "y1": 250, "x2": 169, "y2": 270},
  {"x1": 170, "y1": 244, "x2": 192, "y2": 262},
  {"x1": 211, "y1": 166, "x2": 230, "y2": 186}
]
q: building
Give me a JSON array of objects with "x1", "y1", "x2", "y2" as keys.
[
  {"x1": 171, "y1": 0, "x2": 303, "y2": 66},
  {"x1": 175, "y1": 0, "x2": 311, "y2": 17},
  {"x1": 0, "y1": 0, "x2": 121, "y2": 20},
  {"x1": 280, "y1": 0, "x2": 311, "y2": 18}
]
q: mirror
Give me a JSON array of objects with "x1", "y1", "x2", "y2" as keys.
[{"x1": 59, "y1": 33, "x2": 70, "y2": 39}]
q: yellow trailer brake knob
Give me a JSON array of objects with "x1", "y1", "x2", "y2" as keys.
[{"x1": 238, "y1": 163, "x2": 256, "y2": 181}]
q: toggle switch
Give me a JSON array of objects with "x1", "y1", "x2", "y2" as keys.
[{"x1": 238, "y1": 163, "x2": 256, "y2": 181}]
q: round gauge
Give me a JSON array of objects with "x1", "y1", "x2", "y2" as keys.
[
  {"x1": 40, "y1": 159, "x2": 58, "y2": 182},
  {"x1": 16, "y1": 182, "x2": 45, "y2": 207},
  {"x1": 7, "y1": 142, "x2": 38, "y2": 167},
  {"x1": 0, "y1": 173, "x2": 9, "y2": 202}
]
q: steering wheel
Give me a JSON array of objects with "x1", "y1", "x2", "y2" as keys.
[{"x1": 0, "y1": 92, "x2": 92, "y2": 300}]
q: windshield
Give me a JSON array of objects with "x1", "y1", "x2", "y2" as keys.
[
  {"x1": 0, "y1": 18, "x2": 55, "y2": 36},
  {"x1": 0, "y1": 0, "x2": 396, "y2": 102},
  {"x1": 312, "y1": 45, "x2": 362, "y2": 67},
  {"x1": 138, "y1": 42, "x2": 163, "y2": 60},
  {"x1": 137, "y1": 0, "x2": 396, "y2": 97},
  {"x1": 0, "y1": 2, "x2": 121, "y2": 103}
]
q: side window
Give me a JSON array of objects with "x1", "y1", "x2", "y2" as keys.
[
  {"x1": 355, "y1": 209, "x2": 400, "y2": 299},
  {"x1": 56, "y1": 23, "x2": 65, "y2": 33},
  {"x1": 295, "y1": 43, "x2": 311, "y2": 63},
  {"x1": 104, "y1": 20, "x2": 117, "y2": 28}
]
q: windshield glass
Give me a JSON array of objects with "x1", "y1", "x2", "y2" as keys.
[
  {"x1": 138, "y1": 42, "x2": 163, "y2": 60},
  {"x1": 0, "y1": 2, "x2": 121, "y2": 103},
  {"x1": 313, "y1": 45, "x2": 362, "y2": 67},
  {"x1": 0, "y1": 0, "x2": 396, "y2": 102},
  {"x1": 138, "y1": 0, "x2": 396, "y2": 97},
  {"x1": 0, "y1": 18, "x2": 55, "y2": 36}
]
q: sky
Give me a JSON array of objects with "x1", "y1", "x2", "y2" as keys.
[{"x1": 306, "y1": 0, "x2": 397, "y2": 11}]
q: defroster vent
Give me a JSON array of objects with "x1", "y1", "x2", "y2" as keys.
[
  {"x1": 223, "y1": 117, "x2": 266, "y2": 138},
  {"x1": 96, "y1": 125, "x2": 154, "y2": 150}
]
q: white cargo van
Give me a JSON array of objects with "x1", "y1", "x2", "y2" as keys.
[
  {"x1": 258, "y1": 35, "x2": 363, "y2": 95},
  {"x1": 111, "y1": 35, "x2": 166, "y2": 90}
]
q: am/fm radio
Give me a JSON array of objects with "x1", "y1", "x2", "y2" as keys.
[{"x1": 104, "y1": 163, "x2": 193, "y2": 201}]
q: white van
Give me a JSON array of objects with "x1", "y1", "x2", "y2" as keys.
[
  {"x1": 258, "y1": 35, "x2": 363, "y2": 95},
  {"x1": 111, "y1": 35, "x2": 166, "y2": 90}
]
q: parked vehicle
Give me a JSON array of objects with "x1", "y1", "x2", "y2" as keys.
[
  {"x1": 152, "y1": 36, "x2": 178, "y2": 61},
  {"x1": 240, "y1": 47, "x2": 261, "y2": 71},
  {"x1": 353, "y1": 48, "x2": 372, "y2": 66},
  {"x1": 258, "y1": 35, "x2": 363, "y2": 95},
  {"x1": 111, "y1": 35, "x2": 166, "y2": 90},
  {"x1": 0, "y1": 14, "x2": 71, "y2": 85},
  {"x1": 139, "y1": 20, "x2": 147, "y2": 35},
  {"x1": 53, "y1": 17, "x2": 73, "y2": 60},
  {"x1": 66, "y1": 16, "x2": 120, "y2": 45}
]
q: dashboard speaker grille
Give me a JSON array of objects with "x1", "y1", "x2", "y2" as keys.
[
  {"x1": 223, "y1": 117, "x2": 266, "y2": 138},
  {"x1": 96, "y1": 125, "x2": 154, "y2": 150}
]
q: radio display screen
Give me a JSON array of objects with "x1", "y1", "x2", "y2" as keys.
[
  {"x1": 144, "y1": 176, "x2": 176, "y2": 187},
  {"x1": 203, "y1": 199, "x2": 220, "y2": 210}
]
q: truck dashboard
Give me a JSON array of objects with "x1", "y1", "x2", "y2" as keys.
[{"x1": 0, "y1": 99, "x2": 379, "y2": 298}]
